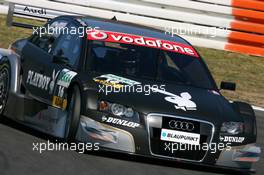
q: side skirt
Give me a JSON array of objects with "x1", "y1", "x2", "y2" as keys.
[{"x1": 4, "y1": 91, "x2": 68, "y2": 138}]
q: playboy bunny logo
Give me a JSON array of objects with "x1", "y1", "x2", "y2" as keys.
[
  {"x1": 151, "y1": 88, "x2": 197, "y2": 111},
  {"x1": 164, "y1": 92, "x2": 197, "y2": 111},
  {"x1": 49, "y1": 69, "x2": 60, "y2": 94}
]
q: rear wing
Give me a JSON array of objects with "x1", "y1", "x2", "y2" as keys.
[{"x1": 6, "y1": 0, "x2": 77, "y2": 29}]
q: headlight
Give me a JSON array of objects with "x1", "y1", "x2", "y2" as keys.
[
  {"x1": 99, "y1": 101, "x2": 139, "y2": 118},
  {"x1": 221, "y1": 122, "x2": 244, "y2": 135},
  {"x1": 124, "y1": 108, "x2": 134, "y2": 118},
  {"x1": 111, "y1": 103, "x2": 125, "y2": 116}
]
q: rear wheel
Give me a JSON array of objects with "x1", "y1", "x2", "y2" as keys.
[
  {"x1": 0, "y1": 64, "x2": 10, "y2": 120},
  {"x1": 64, "y1": 85, "x2": 81, "y2": 142}
]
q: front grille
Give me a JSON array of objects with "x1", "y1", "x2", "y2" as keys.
[{"x1": 147, "y1": 114, "x2": 214, "y2": 162}]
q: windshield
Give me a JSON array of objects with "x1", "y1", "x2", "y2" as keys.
[{"x1": 90, "y1": 40, "x2": 215, "y2": 89}]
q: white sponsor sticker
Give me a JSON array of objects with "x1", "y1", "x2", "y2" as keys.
[
  {"x1": 57, "y1": 69, "x2": 77, "y2": 87},
  {"x1": 160, "y1": 128, "x2": 200, "y2": 145},
  {"x1": 152, "y1": 88, "x2": 197, "y2": 111},
  {"x1": 220, "y1": 136, "x2": 245, "y2": 143},
  {"x1": 102, "y1": 116, "x2": 140, "y2": 128},
  {"x1": 26, "y1": 70, "x2": 51, "y2": 91},
  {"x1": 94, "y1": 74, "x2": 141, "y2": 86}
]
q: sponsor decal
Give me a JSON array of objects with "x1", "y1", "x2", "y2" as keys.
[
  {"x1": 220, "y1": 136, "x2": 245, "y2": 143},
  {"x1": 79, "y1": 117, "x2": 135, "y2": 152},
  {"x1": 27, "y1": 69, "x2": 61, "y2": 93},
  {"x1": 24, "y1": 6, "x2": 47, "y2": 15},
  {"x1": 94, "y1": 74, "x2": 140, "y2": 88},
  {"x1": 87, "y1": 30, "x2": 199, "y2": 57},
  {"x1": 95, "y1": 74, "x2": 197, "y2": 111},
  {"x1": 161, "y1": 128, "x2": 200, "y2": 145},
  {"x1": 57, "y1": 86, "x2": 65, "y2": 98},
  {"x1": 80, "y1": 121, "x2": 118, "y2": 143},
  {"x1": 95, "y1": 79, "x2": 123, "y2": 89},
  {"x1": 87, "y1": 131, "x2": 117, "y2": 143},
  {"x1": 151, "y1": 88, "x2": 197, "y2": 111},
  {"x1": 57, "y1": 69, "x2": 77, "y2": 88},
  {"x1": 49, "y1": 69, "x2": 61, "y2": 94},
  {"x1": 26, "y1": 70, "x2": 51, "y2": 91},
  {"x1": 52, "y1": 96, "x2": 67, "y2": 110},
  {"x1": 102, "y1": 116, "x2": 140, "y2": 128}
]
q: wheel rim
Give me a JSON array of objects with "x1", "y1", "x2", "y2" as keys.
[{"x1": 0, "y1": 68, "x2": 9, "y2": 114}]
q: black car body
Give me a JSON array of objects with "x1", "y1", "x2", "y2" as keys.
[{"x1": 0, "y1": 15, "x2": 261, "y2": 172}]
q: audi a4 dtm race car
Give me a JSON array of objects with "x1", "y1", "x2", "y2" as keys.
[{"x1": 0, "y1": 15, "x2": 261, "y2": 172}]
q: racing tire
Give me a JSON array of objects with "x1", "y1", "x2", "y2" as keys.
[
  {"x1": 232, "y1": 101, "x2": 257, "y2": 143},
  {"x1": 64, "y1": 85, "x2": 81, "y2": 142},
  {"x1": 0, "y1": 62, "x2": 10, "y2": 121}
]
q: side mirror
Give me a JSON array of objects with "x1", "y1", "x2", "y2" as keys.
[
  {"x1": 53, "y1": 55, "x2": 69, "y2": 65},
  {"x1": 220, "y1": 81, "x2": 236, "y2": 91}
]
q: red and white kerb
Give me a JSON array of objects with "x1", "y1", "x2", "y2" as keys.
[{"x1": 87, "y1": 30, "x2": 199, "y2": 58}]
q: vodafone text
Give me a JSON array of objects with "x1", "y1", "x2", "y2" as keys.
[{"x1": 87, "y1": 30, "x2": 199, "y2": 57}]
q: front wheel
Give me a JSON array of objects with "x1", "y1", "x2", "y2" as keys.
[
  {"x1": 0, "y1": 63, "x2": 10, "y2": 120},
  {"x1": 64, "y1": 85, "x2": 81, "y2": 142}
]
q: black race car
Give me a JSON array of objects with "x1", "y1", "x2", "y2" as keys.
[{"x1": 0, "y1": 15, "x2": 260, "y2": 172}]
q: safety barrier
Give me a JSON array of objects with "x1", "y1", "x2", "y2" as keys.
[{"x1": 4, "y1": 0, "x2": 264, "y2": 57}]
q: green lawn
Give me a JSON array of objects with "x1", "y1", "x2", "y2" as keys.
[
  {"x1": 197, "y1": 47, "x2": 264, "y2": 107},
  {"x1": 0, "y1": 15, "x2": 44, "y2": 48},
  {"x1": 1, "y1": 15, "x2": 264, "y2": 107}
]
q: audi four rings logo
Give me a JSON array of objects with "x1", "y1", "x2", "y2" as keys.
[{"x1": 168, "y1": 120, "x2": 195, "y2": 131}]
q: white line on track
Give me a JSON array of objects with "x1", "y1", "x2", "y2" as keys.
[{"x1": 253, "y1": 106, "x2": 264, "y2": 112}]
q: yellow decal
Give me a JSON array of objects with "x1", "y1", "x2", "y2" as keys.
[
  {"x1": 52, "y1": 96, "x2": 67, "y2": 110},
  {"x1": 94, "y1": 79, "x2": 123, "y2": 89}
]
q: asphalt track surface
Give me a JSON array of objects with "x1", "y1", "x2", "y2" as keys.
[{"x1": 0, "y1": 110, "x2": 263, "y2": 175}]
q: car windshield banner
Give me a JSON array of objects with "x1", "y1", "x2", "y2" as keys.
[{"x1": 87, "y1": 30, "x2": 199, "y2": 58}]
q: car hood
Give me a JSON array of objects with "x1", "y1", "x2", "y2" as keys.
[{"x1": 98, "y1": 82, "x2": 241, "y2": 125}]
